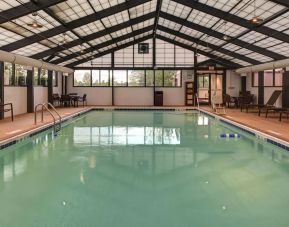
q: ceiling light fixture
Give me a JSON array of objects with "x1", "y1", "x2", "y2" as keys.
[
  {"x1": 222, "y1": 21, "x2": 230, "y2": 41},
  {"x1": 27, "y1": 12, "x2": 43, "y2": 29},
  {"x1": 248, "y1": 0, "x2": 263, "y2": 25}
]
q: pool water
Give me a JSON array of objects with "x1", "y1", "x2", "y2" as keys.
[{"x1": 0, "y1": 111, "x2": 289, "y2": 227}]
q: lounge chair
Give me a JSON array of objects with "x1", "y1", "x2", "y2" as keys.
[
  {"x1": 78, "y1": 94, "x2": 87, "y2": 107},
  {"x1": 52, "y1": 93, "x2": 60, "y2": 107},
  {"x1": 0, "y1": 99, "x2": 14, "y2": 121},
  {"x1": 223, "y1": 94, "x2": 238, "y2": 108},
  {"x1": 241, "y1": 90, "x2": 282, "y2": 113},
  {"x1": 258, "y1": 90, "x2": 282, "y2": 116},
  {"x1": 211, "y1": 94, "x2": 226, "y2": 115}
]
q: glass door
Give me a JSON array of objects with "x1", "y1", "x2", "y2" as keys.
[{"x1": 197, "y1": 74, "x2": 210, "y2": 104}]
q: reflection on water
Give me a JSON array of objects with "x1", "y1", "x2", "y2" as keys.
[{"x1": 73, "y1": 126, "x2": 181, "y2": 145}]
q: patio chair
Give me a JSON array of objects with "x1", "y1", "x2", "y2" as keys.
[
  {"x1": 78, "y1": 94, "x2": 87, "y2": 107},
  {"x1": 211, "y1": 94, "x2": 226, "y2": 115},
  {"x1": 0, "y1": 98, "x2": 14, "y2": 121},
  {"x1": 223, "y1": 94, "x2": 237, "y2": 108},
  {"x1": 257, "y1": 90, "x2": 282, "y2": 116},
  {"x1": 52, "y1": 93, "x2": 61, "y2": 107},
  {"x1": 60, "y1": 94, "x2": 71, "y2": 107}
]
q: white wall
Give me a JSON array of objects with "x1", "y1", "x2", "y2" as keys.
[
  {"x1": 33, "y1": 87, "x2": 48, "y2": 107},
  {"x1": 115, "y1": 87, "x2": 153, "y2": 106},
  {"x1": 226, "y1": 70, "x2": 241, "y2": 97},
  {"x1": 4, "y1": 87, "x2": 27, "y2": 117}
]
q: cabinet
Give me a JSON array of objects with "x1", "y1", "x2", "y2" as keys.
[{"x1": 185, "y1": 82, "x2": 194, "y2": 106}]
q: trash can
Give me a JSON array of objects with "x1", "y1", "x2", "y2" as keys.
[{"x1": 154, "y1": 91, "x2": 163, "y2": 106}]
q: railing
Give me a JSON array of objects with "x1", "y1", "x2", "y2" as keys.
[
  {"x1": 34, "y1": 103, "x2": 62, "y2": 134},
  {"x1": 195, "y1": 93, "x2": 200, "y2": 113}
]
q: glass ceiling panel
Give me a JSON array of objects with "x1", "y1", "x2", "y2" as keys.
[
  {"x1": 12, "y1": 43, "x2": 50, "y2": 56},
  {"x1": 129, "y1": 0, "x2": 157, "y2": 19},
  {"x1": 0, "y1": 27, "x2": 24, "y2": 46},
  {"x1": 156, "y1": 30, "x2": 176, "y2": 40},
  {"x1": 229, "y1": 0, "x2": 285, "y2": 21},
  {"x1": 161, "y1": 0, "x2": 191, "y2": 19},
  {"x1": 0, "y1": 0, "x2": 30, "y2": 12},
  {"x1": 101, "y1": 10, "x2": 129, "y2": 27},
  {"x1": 254, "y1": 37, "x2": 283, "y2": 48},
  {"x1": 6, "y1": 10, "x2": 61, "y2": 35},
  {"x1": 198, "y1": 0, "x2": 239, "y2": 12},
  {"x1": 89, "y1": 35, "x2": 112, "y2": 46},
  {"x1": 111, "y1": 27, "x2": 132, "y2": 39},
  {"x1": 73, "y1": 20, "x2": 105, "y2": 36},
  {"x1": 187, "y1": 9, "x2": 220, "y2": 28},
  {"x1": 231, "y1": 58, "x2": 250, "y2": 66},
  {"x1": 264, "y1": 11, "x2": 289, "y2": 32},
  {"x1": 87, "y1": 0, "x2": 126, "y2": 11},
  {"x1": 158, "y1": 18, "x2": 182, "y2": 31},
  {"x1": 49, "y1": 0, "x2": 94, "y2": 23},
  {"x1": 179, "y1": 26, "x2": 203, "y2": 39},
  {"x1": 174, "y1": 37, "x2": 194, "y2": 46},
  {"x1": 132, "y1": 18, "x2": 154, "y2": 31},
  {"x1": 267, "y1": 42, "x2": 289, "y2": 57},
  {"x1": 48, "y1": 31, "x2": 78, "y2": 46},
  {"x1": 238, "y1": 31, "x2": 267, "y2": 44}
]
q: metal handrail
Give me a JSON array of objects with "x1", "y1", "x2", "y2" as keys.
[
  {"x1": 195, "y1": 93, "x2": 200, "y2": 113},
  {"x1": 34, "y1": 102, "x2": 62, "y2": 134}
]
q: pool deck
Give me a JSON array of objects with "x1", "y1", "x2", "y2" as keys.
[{"x1": 0, "y1": 105, "x2": 289, "y2": 144}]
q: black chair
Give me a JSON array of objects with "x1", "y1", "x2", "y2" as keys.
[
  {"x1": 223, "y1": 94, "x2": 237, "y2": 108},
  {"x1": 60, "y1": 95, "x2": 71, "y2": 107},
  {"x1": 78, "y1": 94, "x2": 87, "y2": 107},
  {"x1": 0, "y1": 99, "x2": 13, "y2": 121},
  {"x1": 52, "y1": 93, "x2": 60, "y2": 107}
]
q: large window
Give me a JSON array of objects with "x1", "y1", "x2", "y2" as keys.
[
  {"x1": 155, "y1": 70, "x2": 163, "y2": 87},
  {"x1": 40, "y1": 69, "x2": 48, "y2": 87},
  {"x1": 4, "y1": 62, "x2": 13, "y2": 86},
  {"x1": 73, "y1": 69, "x2": 182, "y2": 87},
  {"x1": 15, "y1": 64, "x2": 27, "y2": 86},
  {"x1": 92, "y1": 70, "x2": 109, "y2": 86},
  {"x1": 198, "y1": 75, "x2": 209, "y2": 88},
  {"x1": 164, "y1": 70, "x2": 182, "y2": 87},
  {"x1": 74, "y1": 70, "x2": 91, "y2": 86},
  {"x1": 252, "y1": 69, "x2": 283, "y2": 87},
  {"x1": 33, "y1": 67, "x2": 39, "y2": 85},
  {"x1": 146, "y1": 70, "x2": 154, "y2": 87},
  {"x1": 264, "y1": 70, "x2": 273, "y2": 86},
  {"x1": 113, "y1": 70, "x2": 127, "y2": 86},
  {"x1": 128, "y1": 70, "x2": 145, "y2": 86}
]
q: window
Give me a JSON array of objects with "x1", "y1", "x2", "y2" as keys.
[
  {"x1": 74, "y1": 70, "x2": 91, "y2": 86},
  {"x1": 53, "y1": 71, "x2": 58, "y2": 87},
  {"x1": 155, "y1": 70, "x2": 163, "y2": 86},
  {"x1": 113, "y1": 70, "x2": 127, "y2": 86},
  {"x1": 146, "y1": 70, "x2": 154, "y2": 87},
  {"x1": 274, "y1": 68, "x2": 283, "y2": 87},
  {"x1": 92, "y1": 70, "x2": 109, "y2": 86},
  {"x1": 40, "y1": 69, "x2": 48, "y2": 87},
  {"x1": 33, "y1": 67, "x2": 39, "y2": 85},
  {"x1": 264, "y1": 70, "x2": 273, "y2": 86},
  {"x1": 128, "y1": 70, "x2": 145, "y2": 86},
  {"x1": 15, "y1": 64, "x2": 27, "y2": 86},
  {"x1": 164, "y1": 70, "x2": 181, "y2": 87},
  {"x1": 4, "y1": 62, "x2": 13, "y2": 86},
  {"x1": 198, "y1": 75, "x2": 209, "y2": 88}
]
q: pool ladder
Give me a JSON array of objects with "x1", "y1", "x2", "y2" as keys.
[
  {"x1": 34, "y1": 102, "x2": 62, "y2": 135},
  {"x1": 195, "y1": 93, "x2": 200, "y2": 113}
]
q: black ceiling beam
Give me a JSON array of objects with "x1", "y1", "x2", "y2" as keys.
[
  {"x1": 269, "y1": 0, "x2": 289, "y2": 7},
  {"x1": 158, "y1": 25, "x2": 261, "y2": 65},
  {"x1": 0, "y1": 0, "x2": 66, "y2": 24},
  {"x1": 153, "y1": 0, "x2": 163, "y2": 37},
  {"x1": 156, "y1": 35, "x2": 241, "y2": 69},
  {"x1": 174, "y1": 0, "x2": 289, "y2": 43},
  {"x1": 52, "y1": 25, "x2": 154, "y2": 64},
  {"x1": 160, "y1": 12, "x2": 285, "y2": 60},
  {"x1": 0, "y1": 0, "x2": 150, "y2": 52},
  {"x1": 68, "y1": 34, "x2": 154, "y2": 68},
  {"x1": 30, "y1": 12, "x2": 155, "y2": 59}
]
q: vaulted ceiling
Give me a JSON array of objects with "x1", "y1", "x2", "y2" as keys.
[{"x1": 0, "y1": 0, "x2": 289, "y2": 69}]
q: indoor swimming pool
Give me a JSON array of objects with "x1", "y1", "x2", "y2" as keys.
[{"x1": 0, "y1": 110, "x2": 289, "y2": 227}]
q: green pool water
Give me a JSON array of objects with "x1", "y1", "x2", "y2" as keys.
[{"x1": 0, "y1": 111, "x2": 289, "y2": 227}]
